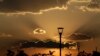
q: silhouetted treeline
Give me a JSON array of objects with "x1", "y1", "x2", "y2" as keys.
[{"x1": 77, "y1": 50, "x2": 100, "y2": 56}]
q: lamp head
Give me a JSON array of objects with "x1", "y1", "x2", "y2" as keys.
[{"x1": 58, "y1": 27, "x2": 64, "y2": 34}]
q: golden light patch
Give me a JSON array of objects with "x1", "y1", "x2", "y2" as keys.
[{"x1": 33, "y1": 28, "x2": 46, "y2": 34}]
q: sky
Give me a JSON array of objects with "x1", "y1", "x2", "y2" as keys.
[{"x1": 0, "y1": 0, "x2": 100, "y2": 47}]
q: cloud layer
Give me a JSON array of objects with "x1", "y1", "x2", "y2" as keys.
[{"x1": 0, "y1": 0, "x2": 68, "y2": 12}]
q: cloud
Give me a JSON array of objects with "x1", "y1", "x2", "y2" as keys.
[
  {"x1": 33, "y1": 28, "x2": 46, "y2": 34},
  {"x1": 74, "y1": 14, "x2": 100, "y2": 38},
  {"x1": 0, "y1": 0, "x2": 3, "y2": 2},
  {"x1": 0, "y1": 0, "x2": 69, "y2": 12},
  {"x1": 69, "y1": 0, "x2": 91, "y2": 2},
  {"x1": 79, "y1": 6, "x2": 100, "y2": 12},
  {"x1": 0, "y1": 32, "x2": 13, "y2": 37},
  {"x1": 68, "y1": 33, "x2": 91, "y2": 41},
  {"x1": 79, "y1": 1, "x2": 100, "y2": 12},
  {"x1": 0, "y1": 6, "x2": 68, "y2": 15},
  {"x1": 85, "y1": 7, "x2": 100, "y2": 12}
]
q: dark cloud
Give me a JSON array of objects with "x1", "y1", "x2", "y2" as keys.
[
  {"x1": 0, "y1": 0, "x2": 69, "y2": 12},
  {"x1": 75, "y1": 13, "x2": 100, "y2": 38},
  {"x1": 68, "y1": 33, "x2": 91, "y2": 41}
]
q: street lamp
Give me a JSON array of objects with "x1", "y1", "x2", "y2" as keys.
[{"x1": 58, "y1": 27, "x2": 64, "y2": 56}]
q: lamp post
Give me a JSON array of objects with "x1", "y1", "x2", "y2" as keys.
[{"x1": 58, "y1": 27, "x2": 64, "y2": 56}]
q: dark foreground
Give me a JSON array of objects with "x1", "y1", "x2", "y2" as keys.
[{"x1": 1, "y1": 47, "x2": 100, "y2": 56}]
